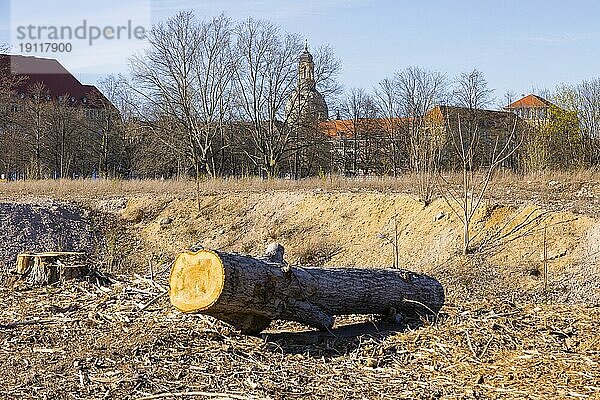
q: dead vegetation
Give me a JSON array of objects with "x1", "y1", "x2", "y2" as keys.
[
  {"x1": 0, "y1": 170, "x2": 589, "y2": 196},
  {"x1": 0, "y1": 272, "x2": 598, "y2": 399},
  {"x1": 292, "y1": 238, "x2": 342, "y2": 266},
  {"x1": 0, "y1": 177, "x2": 599, "y2": 398},
  {"x1": 1, "y1": 170, "x2": 600, "y2": 217}
]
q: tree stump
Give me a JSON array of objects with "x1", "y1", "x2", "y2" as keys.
[
  {"x1": 14, "y1": 252, "x2": 89, "y2": 286},
  {"x1": 169, "y1": 244, "x2": 445, "y2": 334}
]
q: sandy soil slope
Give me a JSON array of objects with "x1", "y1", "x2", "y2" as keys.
[{"x1": 122, "y1": 191, "x2": 598, "y2": 304}]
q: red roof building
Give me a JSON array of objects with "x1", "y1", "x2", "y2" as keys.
[
  {"x1": 0, "y1": 54, "x2": 111, "y2": 109},
  {"x1": 504, "y1": 94, "x2": 553, "y2": 122},
  {"x1": 505, "y1": 94, "x2": 553, "y2": 109},
  {"x1": 319, "y1": 117, "x2": 409, "y2": 138}
]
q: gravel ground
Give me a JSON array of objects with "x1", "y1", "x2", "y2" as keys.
[{"x1": 0, "y1": 199, "x2": 101, "y2": 274}]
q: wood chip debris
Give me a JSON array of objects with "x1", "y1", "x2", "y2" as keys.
[{"x1": 0, "y1": 271, "x2": 598, "y2": 399}]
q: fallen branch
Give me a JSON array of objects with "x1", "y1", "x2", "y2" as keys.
[{"x1": 136, "y1": 391, "x2": 261, "y2": 400}]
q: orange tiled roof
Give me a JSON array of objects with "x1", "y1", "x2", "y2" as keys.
[
  {"x1": 319, "y1": 118, "x2": 409, "y2": 138},
  {"x1": 505, "y1": 94, "x2": 553, "y2": 109}
]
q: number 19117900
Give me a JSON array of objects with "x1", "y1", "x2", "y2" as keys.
[{"x1": 19, "y1": 42, "x2": 72, "y2": 53}]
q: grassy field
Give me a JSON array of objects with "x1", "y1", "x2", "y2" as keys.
[{"x1": 1, "y1": 170, "x2": 599, "y2": 215}]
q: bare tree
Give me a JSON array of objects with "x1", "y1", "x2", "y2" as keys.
[
  {"x1": 503, "y1": 90, "x2": 516, "y2": 108},
  {"x1": 453, "y1": 69, "x2": 494, "y2": 110},
  {"x1": 130, "y1": 12, "x2": 235, "y2": 182},
  {"x1": 0, "y1": 53, "x2": 26, "y2": 124},
  {"x1": 103, "y1": 74, "x2": 190, "y2": 178},
  {"x1": 122, "y1": 14, "x2": 342, "y2": 180},
  {"x1": 233, "y1": 18, "x2": 302, "y2": 178},
  {"x1": 338, "y1": 87, "x2": 379, "y2": 175},
  {"x1": 97, "y1": 74, "x2": 138, "y2": 121},
  {"x1": 440, "y1": 109, "x2": 522, "y2": 255},
  {"x1": 132, "y1": 111, "x2": 189, "y2": 178},
  {"x1": 95, "y1": 74, "x2": 140, "y2": 176},
  {"x1": 574, "y1": 79, "x2": 600, "y2": 165},
  {"x1": 374, "y1": 78, "x2": 404, "y2": 176},
  {"x1": 555, "y1": 80, "x2": 600, "y2": 166},
  {"x1": 312, "y1": 44, "x2": 343, "y2": 100},
  {"x1": 14, "y1": 83, "x2": 52, "y2": 178},
  {"x1": 0, "y1": 58, "x2": 26, "y2": 180},
  {"x1": 129, "y1": 11, "x2": 199, "y2": 180},
  {"x1": 438, "y1": 70, "x2": 523, "y2": 254},
  {"x1": 395, "y1": 66, "x2": 447, "y2": 204},
  {"x1": 47, "y1": 96, "x2": 86, "y2": 178},
  {"x1": 192, "y1": 15, "x2": 237, "y2": 177}
]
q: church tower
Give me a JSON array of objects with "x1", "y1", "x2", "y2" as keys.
[
  {"x1": 285, "y1": 41, "x2": 329, "y2": 122},
  {"x1": 299, "y1": 42, "x2": 315, "y2": 90}
]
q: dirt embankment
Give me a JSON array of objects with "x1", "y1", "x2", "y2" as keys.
[
  {"x1": 112, "y1": 191, "x2": 598, "y2": 304},
  {"x1": 1, "y1": 191, "x2": 597, "y2": 304}
]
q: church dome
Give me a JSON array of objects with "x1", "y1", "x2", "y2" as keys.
[
  {"x1": 286, "y1": 42, "x2": 328, "y2": 123},
  {"x1": 286, "y1": 87, "x2": 329, "y2": 122},
  {"x1": 306, "y1": 89, "x2": 328, "y2": 121}
]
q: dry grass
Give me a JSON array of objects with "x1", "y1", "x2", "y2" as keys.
[
  {"x1": 0, "y1": 170, "x2": 589, "y2": 197},
  {"x1": 292, "y1": 238, "x2": 342, "y2": 266},
  {"x1": 492, "y1": 167, "x2": 600, "y2": 184},
  {"x1": 2, "y1": 170, "x2": 600, "y2": 217},
  {"x1": 0, "y1": 176, "x2": 418, "y2": 199}
]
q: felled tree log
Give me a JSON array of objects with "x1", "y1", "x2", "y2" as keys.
[
  {"x1": 169, "y1": 244, "x2": 445, "y2": 334},
  {"x1": 14, "y1": 252, "x2": 88, "y2": 286}
]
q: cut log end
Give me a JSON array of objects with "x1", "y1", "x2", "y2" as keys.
[{"x1": 169, "y1": 250, "x2": 225, "y2": 313}]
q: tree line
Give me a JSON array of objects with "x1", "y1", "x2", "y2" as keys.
[{"x1": 1, "y1": 13, "x2": 599, "y2": 181}]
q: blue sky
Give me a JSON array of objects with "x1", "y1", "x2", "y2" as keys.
[{"x1": 2, "y1": 0, "x2": 600, "y2": 106}]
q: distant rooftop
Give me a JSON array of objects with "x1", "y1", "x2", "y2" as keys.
[
  {"x1": 0, "y1": 54, "x2": 109, "y2": 108},
  {"x1": 320, "y1": 118, "x2": 410, "y2": 138},
  {"x1": 505, "y1": 94, "x2": 553, "y2": 109}
]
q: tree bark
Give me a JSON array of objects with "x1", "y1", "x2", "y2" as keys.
[{"x1": 169, "y1": 244, "x2": 445, "y2": 335}]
